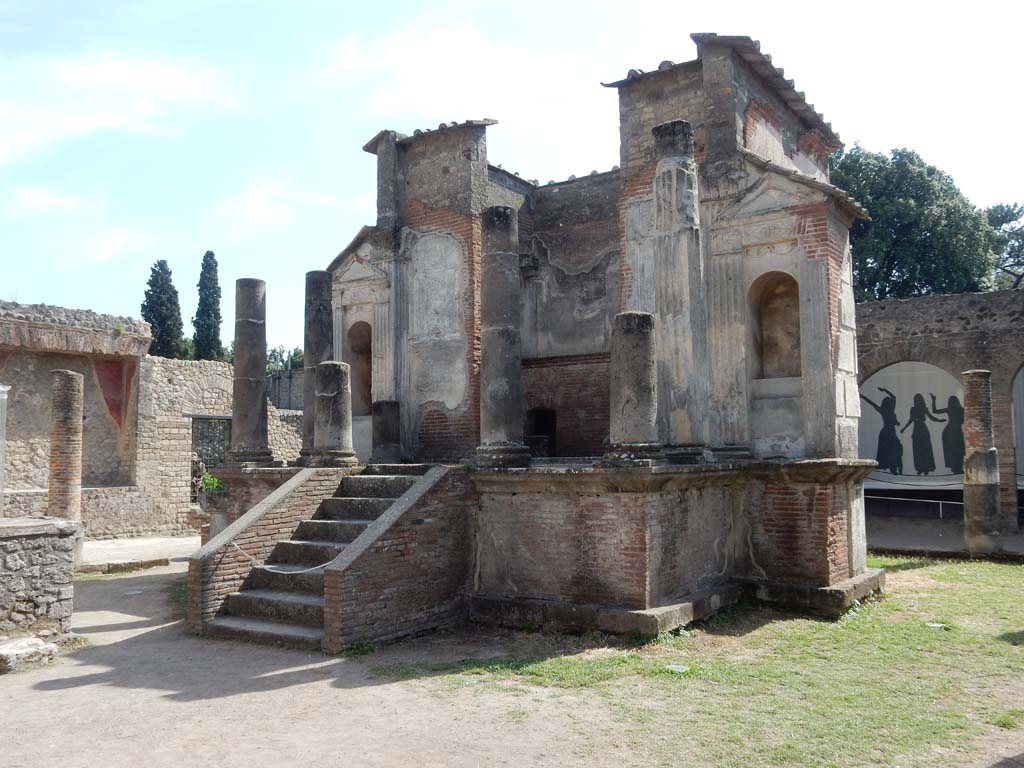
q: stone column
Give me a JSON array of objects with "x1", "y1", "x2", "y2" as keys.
[
  {"x1": 49, "y1": 370, "x2": 84, "y2": 522},
  {"x1": 312, "y1": 361, "x2": 358, "y2": 466},
  {"x1": 298, "y1": 270, "x2": 334, "y2": 466},
  {"x1": 371, "y1": 400, "x2": 402, "y2": 463},
  {"x1": 962, "y1": 370, "x2": 1001, "y2": 554},
  {"x1": 650, "y1": 119, "x2": 707, "y2": 457},
  {"x1": 476, "y1": 206, "x2": 530, "y2": 467},
  {"x1": 604, "y1": 312, "x2": 662, "y2": 466},
  {"x1": 227, "y1": 278, "x2": 276, "y2": 466}
]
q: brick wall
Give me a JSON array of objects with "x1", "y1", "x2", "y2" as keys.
[
  {"x1": 749, "y1": 481, "x2": 852, "y2": 586},
  {"x1": 857, "y1": 289, "x2": 1024, "y2": 531},
  {"x1": 187, "y1": 468, "x2": 350, "y2": 633},
  {"x1": 322, "y1": 468, "x2": 475, "y2": 649},
  {"x1": 522, "y1": 354, "x2": 609, "y2": 456}
]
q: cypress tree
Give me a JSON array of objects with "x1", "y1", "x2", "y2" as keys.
[
  {"x1": 141, "y1": 260, "x2": 186, "y2": 358},
  {"x1": 192, "y1": 250, "x2": 224, "y2": 360}
]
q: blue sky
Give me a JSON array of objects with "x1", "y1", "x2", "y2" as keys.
[{"x1": 1, "y1": 0, "x2": 1019, "y2": 349}]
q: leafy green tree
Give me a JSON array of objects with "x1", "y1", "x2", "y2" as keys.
[
  {"x1": 831, "y1": 147, "x2": 999, "y2": 301},
  {"x1": 986, "y1": 203, "x2": 1024, "y2": 289},
  {"x1": 192, "y1": 250, "x2": 224, "y2": 360},
  {"x1": 141, "y1": 260, "x2": 186, "y2": 358},
  {"x1": 266, "y1": 345, "x2": 303, "y2": 373}
]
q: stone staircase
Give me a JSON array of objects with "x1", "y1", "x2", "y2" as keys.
[{"x1": 205, "y1": 464, "x2": 431, "y2": 649}]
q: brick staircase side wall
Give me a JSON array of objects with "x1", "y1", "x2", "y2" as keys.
[
  {"x1": 322, "y1": 467, "x2": 476, "y2": 650},
  {"x1": 186, "y1": 467, "x2": 353, "y2": 634}
]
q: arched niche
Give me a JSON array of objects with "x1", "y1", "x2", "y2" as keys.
[
  {"x1": 347, "y1": 321, "x2": 372, "y2": 417},
  {"x1": 749, "y1": 271, "x2": 801, "y2": 380}
]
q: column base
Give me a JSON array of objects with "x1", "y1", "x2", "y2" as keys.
[
  {"x1": 310, "y1": 450, "x2": 359, "y2": 467},
  {"x1": 371, "y1": 443, "x2": 403, "y2": 463},
  {"x1": 475, "y1": 443, "x2": 531, "y2": 468},
  {"x1": 601, "y1": 443, "x2": 663, "y2": 467},
  {"x1": 225, "y1": 450, "x2": 282, "y2": 468},
  {"x1": 662, "y1": 444, "x2": 705, "y2": 465},
  {"x1": 294, "y1": 448, "x2": 315, "y2": 467}
]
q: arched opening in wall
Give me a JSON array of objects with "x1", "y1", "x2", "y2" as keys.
[
  {"x1": 859, "y1": 361, "x2": 964, "y2": 530},
  {"x1": 347, "y1": 321, "x2": 372, "y2": 417},
  {"x1": 749, "y1": 272, "x2": 801, "y2": 379},
  {"x1": 1012, "y1": 364, "x2": 1024, "y2": 526},
  {"x1": 525, "y1": 408, "x2": 557, "y2": 457}
]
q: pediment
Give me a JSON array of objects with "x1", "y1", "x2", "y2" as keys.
[
  {"x1": 335, "y1": 254, "x2": 385, "y2": 286},
  {"x1": 717, "y1": 174, "x2": 822, "y2": 221}
]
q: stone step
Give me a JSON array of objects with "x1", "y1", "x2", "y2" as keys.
[
  {"x1": 318, "y1": 496, "x2": 393, "y2": 520},
  {"x1": 295, "y1": 519, "x2": 369, "y2": 543},
  {"x1": 249, "y1": 563, "x2": 324, "y2": 594},
  {"x1": 361, "y1": 464, "x2": 433, "y2": 476},
  {"x1": 268, "y1": 539, "x2": 346, "y2": 566},
  {"x1": 226, "y1": 589, "x2": 325, "y2": 627},
  {"x1": 205, "y1": 615, "x2": 323, "y2": 651},
  {"x1": 340, "y1": 474, "x2": 417, "y2": 499}
]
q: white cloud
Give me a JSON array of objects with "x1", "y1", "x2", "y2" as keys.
[
  {"x1": 0, "y1": 51, "x2": 237, "y2": 164},
  {"x1": 58, "y1": 230, "x2": 155, "y2": 269},
  {"x1": 212, "y1": 180, "x2": 353, "y2": 240},
  {"x1": 12, "y1": 186, "x2": 85, "y2": 214},
  {"x1": 321, "y1": 26, "x2": 620, "y2": 181}
]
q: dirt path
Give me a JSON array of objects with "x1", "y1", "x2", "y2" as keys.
[{"x1": 0, "y1": 565, "x2": 638, "y2": 768}]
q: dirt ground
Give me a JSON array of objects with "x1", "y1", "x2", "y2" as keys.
[{"x1": 0, "y1": 563, "x2": 640, "y2": 768}]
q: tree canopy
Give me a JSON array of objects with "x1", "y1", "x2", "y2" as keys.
[
  {"x1": 141, "y1": 260, "x2": 186, "y2": 358},
  {"x1": 192, "y1": 250, "x2": 224, "y2": 360},
  {"x1": 830, "y1": 147, "x2": 1002, "y2": 301},
  {"x1": 267, "y1": 345, "x2": 303, "y2": 373},
  {"x1": 986, "y1": 203, "x2": 1024, "y2": 289}
]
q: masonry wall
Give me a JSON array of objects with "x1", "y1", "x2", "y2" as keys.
[
  {"x1": 522, "y1": 354, "x2": 609, "y2": 456},
  {"x1": 856, "y1": 289, "x2": 1024, "y2": 531},
  {"x1": 2, "y1": 355, "x2": 301, "y2": 538},
  {"x1": 322, "y1": 468, "x2": 474, "y2": 649},
  {"x1": 0, "y1": 349, "x2": 137, "y2": 489},
  {"x1": 0, "y1": 518, "x2": 80, "y2": 636},
  {"x1": 267, "y1": 369, "x2": 304, "y2": 410}
]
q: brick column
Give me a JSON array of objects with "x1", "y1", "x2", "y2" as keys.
[
  {"x1": 49, "y1": 370, "x2": 84, "y2": 556},
  {"x1": 227, "y1": 278, "x2": 277, "y2": 466},
  {"x1": 299, "y1": 270, "x2": 334, "y2": 466},
  {"x1": 312, "y1": 361, "x2": 358, "y2": 466},
  {"x1": 604, "y1": 312, "x2": 661, "y2": 466},
  {"x1": 962, "y1": 369, "x2": 1001, "y2": 554},
  {"x1": 476, "y1": 206, "x2": 530, "y2": 467}
]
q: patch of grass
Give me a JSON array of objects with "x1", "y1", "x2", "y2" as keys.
[
  {"x1": 164, "y1": 577, "x2": 187, "y2": 621},
  {"x1": 339, "y1": 641, "x2": 378, "y2": 657},
  {"x1": 372, "y1": 557, "x2": 1024, "y2": 768}
]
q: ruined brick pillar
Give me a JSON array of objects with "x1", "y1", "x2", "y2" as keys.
[
  {"x1": 312, "y1": 361, "x2": 358, "y2": 466},
  {"x1": 604, "y1": 312, "x2": 661, "y2": 465},
  {"x1": 49, "y1": 370, "x2": 84, "y2": 529},
  {"x1": 227, "y1": 278, "x2": 276, "y2": 466},
  {"x1": 476, "y1": 206, "x2": 530, "y2": 467},
  {"x1": 961, "y1": 370, "x2": 1001, "y2": 554},
  {"x1": 371, "y1": 400, "x2": 401, "y2": 462},
  {"x1": 298, "y1": 270, "x2": 334, "y2": 466}
]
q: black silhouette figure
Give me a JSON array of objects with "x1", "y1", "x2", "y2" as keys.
[
  {"x1": 900, "y1": 393, "x2": 944, "y2": 475},
  {"x1": 861, "y1": 387, "x2": 903, "y2": 475},
  {"x1": 930, "y1": 393, "x2": 965, "y2": 474}
]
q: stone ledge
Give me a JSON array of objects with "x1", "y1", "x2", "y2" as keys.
[
  {"x1": 0, "y1": 517, "x2": 82, "y2": 540},
  {"x1": 76, "y1": 558, "x2": 170, "y2": 575},
  {"x1": 746, "y1": 568, "x2": 886, "y2": 618},
  {"x1": 471, "y1": 583, "x2": 744, "y2": 636}
]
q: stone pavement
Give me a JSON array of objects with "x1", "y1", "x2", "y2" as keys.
[
  {"x1": 868, "y1": 515, "x2": 1024, "y2": 559},
  {"x1": 78, "y1": 535, "x2": 200, "y2": 574}
]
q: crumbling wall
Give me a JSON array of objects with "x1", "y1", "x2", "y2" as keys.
[{"x1": 0, "y1": 518, "x2": 80, "y2": 636}]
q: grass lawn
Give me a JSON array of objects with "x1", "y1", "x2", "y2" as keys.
[{"x1": 371, "y1": 555, "x2": 1024, "y2": 768}]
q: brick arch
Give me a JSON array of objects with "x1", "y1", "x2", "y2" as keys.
[{"x1": 857, "y1": 339, "x2": 966, "y2": 385}]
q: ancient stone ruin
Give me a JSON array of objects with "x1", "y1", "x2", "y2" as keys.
[{"x1": 188, "y1": 34, "x2": 888, "y2": 650}]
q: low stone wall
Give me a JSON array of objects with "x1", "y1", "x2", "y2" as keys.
[
  {"x1": 322, "y1": 467, "x2": 475, "y2": 650},
  {"x1": 0, "y1": 517, "x2": 81, "y2": 636},
  {"x1": 187, "y1": 467, "x2": 352, "y2": 633}
]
